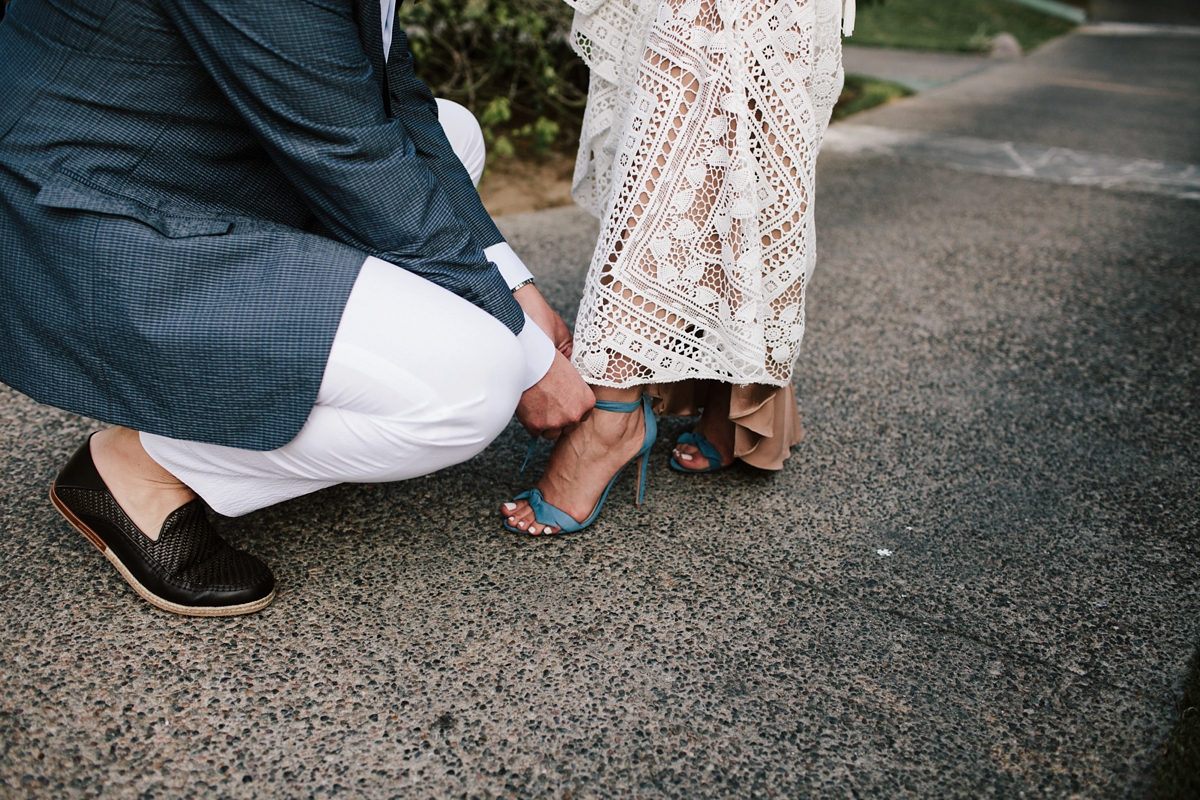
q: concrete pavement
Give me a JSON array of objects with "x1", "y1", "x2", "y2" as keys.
[
  {"x1": 2, "y1": 20, "x2": 1199, "y2": 800},
  {"x1": 845, "y1": 24, "x2": 1200, "y2": 164},
  {"x1": 842, "y1": 46, "x2": 996, "y2": 93}
]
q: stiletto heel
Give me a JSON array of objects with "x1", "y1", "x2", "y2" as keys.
[
  {"x1": 635, "y1": 453, "x2": 648, "y2": 506},
  {"x1": 504, "y1": 394, "x2": 657, "y2": 534}
]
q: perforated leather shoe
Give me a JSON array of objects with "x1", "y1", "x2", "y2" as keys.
[{"x1": 50, "y1": 437, "x2": 276, "y2": 616}]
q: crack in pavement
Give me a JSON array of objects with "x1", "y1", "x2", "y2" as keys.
[{"x1": 726, "y1": 556, "x2": 1147, "y2": 699}]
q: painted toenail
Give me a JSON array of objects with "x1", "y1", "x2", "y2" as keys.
[
  {"x1": 680, "y1": 453, "x2": 693, "y2": 460},
  {"x1": 504, "y1": 502, "x2": 517, "y2": 511}
]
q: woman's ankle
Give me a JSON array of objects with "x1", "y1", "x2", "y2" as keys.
[
  {"x1": 586, "y1": 386, "x2": 647, "y2": 443},
  {"x1": 695, "y1": 385, "x2": 736, "y2": 464},
  {"x1": 591, "y1": 384, "x2": 643, "y2": 404}
]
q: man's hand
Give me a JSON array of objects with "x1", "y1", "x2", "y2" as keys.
[
  {"x1": 512, "y1": 281, "x2": 589, "y2": 438},
  {"x1": 516, "y1": 350, "x2": 594, "y2": 440},
  {"x1": 514, "y1": 283, "x2": 572, "y2": 357}
]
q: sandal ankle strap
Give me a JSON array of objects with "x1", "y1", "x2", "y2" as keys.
[
  {"x1": 521, "y1": 394, "x2": 651, "y2": 472},
  {"x1": 594, "y1": 394, "x2": 649, "y2": 413}
]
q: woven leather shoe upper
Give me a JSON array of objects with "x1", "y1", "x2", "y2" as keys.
[{"x1": 53, "y1": 438, "x2": 275, "y2": 608}]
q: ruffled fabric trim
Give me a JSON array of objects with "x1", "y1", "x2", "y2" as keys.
[{"x1": 648, "y1": 380, "x2": 803, "y2": 471}]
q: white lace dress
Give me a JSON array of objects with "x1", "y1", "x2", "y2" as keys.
[{"x1": 566, "y1": 0, "x2": 852, "y2": 467}]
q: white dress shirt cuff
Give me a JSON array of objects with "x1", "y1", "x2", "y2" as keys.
[
  {"x1": 517, "y1": 313, "x2": 556, "y2": 391},
  {"x1": 484, "y1": 242, "x2": 535, "y2": 290}
]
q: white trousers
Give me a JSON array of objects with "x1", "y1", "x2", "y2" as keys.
[
  {"x1": 142, "y1": 101, "x2": 523, "y2": 518},
  {"x1": 435, "y1": 99, "x2": 486, "y2": 187}
]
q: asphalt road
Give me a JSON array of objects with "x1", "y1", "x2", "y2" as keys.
[
  {"x1": 1091, "y1": 0, "x2": 1200, "y2": 26},
  {"x1": 852, "y1": 25, "x2": 1200, "y2": 164},
  {"x1": 2, "y1": 20, "x2": 1198, "y2": 800}
]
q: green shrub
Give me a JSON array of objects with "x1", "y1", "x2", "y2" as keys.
[
  {"x1": 848, "y1": 0, "x2": 1076, "y2": 52},
  {"x1": 398, "y1": 0, "x2": 588, "y2": 155},
  {"x1": 832, "y1": 74, "x2": 912, "y2": 121}
]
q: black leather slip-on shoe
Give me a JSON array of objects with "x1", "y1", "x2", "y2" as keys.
[{"x1": 50, "y1": 437, "x2": 276, "y2": 617}]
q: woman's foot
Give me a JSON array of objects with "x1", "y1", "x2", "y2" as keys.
[
  {"x1": 502, "y1": 386, "x2": 647, "y2": 535},
  {"x1": 672, "y1": 384, "x2": 736, "y2": 471},
  {"x1": 89, "y1": 426, "x2": 196, "y2": 539}
]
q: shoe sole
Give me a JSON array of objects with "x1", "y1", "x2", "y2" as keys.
[{"x1": 49, "y1": 487, "x2": 276, "y2": 617}]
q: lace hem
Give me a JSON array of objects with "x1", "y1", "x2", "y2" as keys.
[{"x1": 567, "y1": 0, "x2": 847, "y2": 387}]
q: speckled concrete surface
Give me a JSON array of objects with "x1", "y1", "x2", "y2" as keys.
[{"x1": 3, "y1": 28, "x2": 1200, "y2": 800}]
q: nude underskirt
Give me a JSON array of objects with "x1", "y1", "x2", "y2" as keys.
[{"x1": 646, "y1": 380, "x2": 803, "y2": 471}]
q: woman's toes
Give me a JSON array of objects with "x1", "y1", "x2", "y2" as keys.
[
  {"x1": 527, "y1": 517, "x2": 561, "y2": 535},
  {"x1": 501, "y1": 500, "x2": 562, "y2": 536},
  {"x1": 503, "y1": 500, "x2": 562, "y2": 535},
  {"x1": 674, "y1": 443, "x2": 708, "y2": 470},
  {"x1": 504, "y1": 500, "x2": 534, "y2": 530}
]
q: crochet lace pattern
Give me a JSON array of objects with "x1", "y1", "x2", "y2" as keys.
[{"x1": 567, "y1": 0, "x2": 848, "y2": 387}]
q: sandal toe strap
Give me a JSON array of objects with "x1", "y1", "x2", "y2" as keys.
[
  {"x1": 676, "y1": 431, "x2": 724, "y2": 464},
  {"x1": 516, "y1": 489, "x2": 583, "y2": 533}
]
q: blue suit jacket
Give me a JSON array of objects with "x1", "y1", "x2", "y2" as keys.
[{"x1": 0, "y1": 0, "x2": 522, "y2": 450}]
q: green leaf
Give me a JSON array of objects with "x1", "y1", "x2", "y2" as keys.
[
  {"x1": 493, "y1": 135, "x2": 516, "y2": 159},
  {"x1": 479, "y1": 97, "x2": 512, "y2": 128},
  {"x1": 531, "y1": 116, "x2": 559, "y2": 154}
]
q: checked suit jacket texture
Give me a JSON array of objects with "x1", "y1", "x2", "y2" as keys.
[{"x1": 0, "y1": 0, "x2": 522, "y2": 450}]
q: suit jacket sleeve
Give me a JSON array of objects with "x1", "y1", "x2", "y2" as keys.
[
  {"x1": 159, "y1": 0, "x2": 523, "y2": 335},
  {"x1": 385, "y1": 27, "x2": 505, "y2": 252}
]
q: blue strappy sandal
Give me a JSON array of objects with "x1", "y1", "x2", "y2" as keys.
[
  {"x1": 504, "y1": 394, "x2": 657, "y2": 535},
  {"x1": 669, "y1": 430, "x2": 729, "y2": 473}
]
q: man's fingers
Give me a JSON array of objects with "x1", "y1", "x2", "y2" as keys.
[{"x1": 515, "y1": 350, "x2": 594, "y2": 438}]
